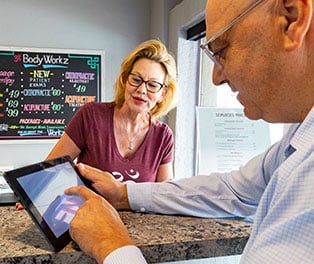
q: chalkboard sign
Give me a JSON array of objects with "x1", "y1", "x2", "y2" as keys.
[{"x1": 0, "y1": 47, "x2": 103, "y2": 139}]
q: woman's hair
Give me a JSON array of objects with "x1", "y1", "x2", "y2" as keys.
[{"x1": 114, "y1": 39, "x2": 178, "y2": 121}]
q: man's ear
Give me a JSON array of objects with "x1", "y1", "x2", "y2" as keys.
[{"x1": 280, "y1": 0, "x2": 312, "y2": 51}]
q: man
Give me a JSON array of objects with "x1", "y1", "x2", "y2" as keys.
[{"x1": 65, "y1": 0, "x2": 314, "y2": 263}]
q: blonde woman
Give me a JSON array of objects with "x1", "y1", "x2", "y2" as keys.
[{"x1": 46, "y1": 39, "x2": 178, "y2": 183}]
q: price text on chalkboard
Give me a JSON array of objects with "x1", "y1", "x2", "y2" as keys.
[{"x1": 0, "y1": 48, "x2": 102, "y2": 139}]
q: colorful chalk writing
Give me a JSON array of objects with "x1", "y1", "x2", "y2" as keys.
[{"x1": 0, "y1": 48, "x2": 102, "y2": 139}]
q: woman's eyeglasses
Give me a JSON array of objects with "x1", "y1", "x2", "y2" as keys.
[{"x1": 127, "y1": 73, "x2": 166, "y2": 93}]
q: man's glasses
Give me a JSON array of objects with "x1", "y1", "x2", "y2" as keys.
[
  {"x1": 200, "y1": 0, "x2": 264, "y2": 69},
  {"x1": 127, "y1": 73, "x2": 166, "y2": 93}
]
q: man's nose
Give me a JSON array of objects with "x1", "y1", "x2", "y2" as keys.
[{"x1": 212, "y1": 64, "x2": 227, "y2": 86}]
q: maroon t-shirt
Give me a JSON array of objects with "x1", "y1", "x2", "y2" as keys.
[{"x1": 65, "y1": 102, "x2": 174, "y2": 182}]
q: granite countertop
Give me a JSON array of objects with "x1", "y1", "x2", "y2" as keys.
[{"x1": 0, "y1": 205, "x2": 251, "y2": 263}]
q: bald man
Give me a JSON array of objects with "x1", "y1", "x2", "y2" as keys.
[{"x1": 66, "y1": 1, "x2": 314, "y2": 263}]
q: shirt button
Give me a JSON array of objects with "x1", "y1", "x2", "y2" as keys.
[{"x1": 140, "y1": 207, "x2": 146, "y2": 212}]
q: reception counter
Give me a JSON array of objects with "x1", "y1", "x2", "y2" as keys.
[{"x1": 0, "y1": 205, "x2": 251, "y2": 263}]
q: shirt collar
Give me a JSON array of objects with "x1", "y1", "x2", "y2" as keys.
[{"x1": 285, "y1": 105, "x2": 314, "y2": 157}]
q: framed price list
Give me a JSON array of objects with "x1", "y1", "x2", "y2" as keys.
[{"x1": 0, "y1": 47, "x2": 103, "y2": 139}]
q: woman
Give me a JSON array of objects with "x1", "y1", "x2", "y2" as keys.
[{"x1": 46, "y1": 39, "x2": 178, "y2": 183}]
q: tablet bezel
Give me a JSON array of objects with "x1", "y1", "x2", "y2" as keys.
[{"x1": 4, "y1": 155, "x2": 88, "y2": 251}]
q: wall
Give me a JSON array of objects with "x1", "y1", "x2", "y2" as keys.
[
  {"x1": 168, "y1": 0, "x2": 207, "y2": 178},
  {"x1": 0, "y1": 0, "x2": 151, "y2": 168}
]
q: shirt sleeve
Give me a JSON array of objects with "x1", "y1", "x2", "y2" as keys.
[
  {"x1": 103, "y1": 245, "x2": 147, "y2": 264},
  {"x1": 160, "y1": 124, "x2": 174, "y2": 164},
  {"x1": 65, "y1": 101, "x2": 92, "y2": 150},
  {"x1": 126, "y1": 141, "x2": 287, "y2": 220}
]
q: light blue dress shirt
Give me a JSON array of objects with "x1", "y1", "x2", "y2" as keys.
[{"x1": 104, "y1": 106, "x2": 314, "y2": 264}]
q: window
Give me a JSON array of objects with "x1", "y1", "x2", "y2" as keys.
[{"x1": 168, "y1": 3, "x2": 283, "y2": 179}]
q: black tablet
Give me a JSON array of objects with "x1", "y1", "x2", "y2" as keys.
[{"x1": 4, "y1": 155, "x2": 88, "y2": 251}]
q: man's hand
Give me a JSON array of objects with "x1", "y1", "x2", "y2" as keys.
[
  {"x1": 65, "y1": 186, "x2": 134, "y2": 264},
  {"x1": 76, "y1": 163, "x2": 130, "y2": 209}
]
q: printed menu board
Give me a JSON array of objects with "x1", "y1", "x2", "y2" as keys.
[
  {"x1": 0, "y1": 47, "x2": 102, "y2": 139},
  {"x1": 196, "y1": 107, "x2": 270, "y2": 174}
]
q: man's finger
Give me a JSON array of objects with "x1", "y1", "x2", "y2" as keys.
[
  {"x1": 77, "y1": 163, "x2": 108, "y2": 181},
  {"x1": 65, "y1": 185, "x2": 99, "y2": 201}
]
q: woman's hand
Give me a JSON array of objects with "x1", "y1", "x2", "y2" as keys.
[{"x1": 15, "y1": 202, "x2": 24, "y2": 210}]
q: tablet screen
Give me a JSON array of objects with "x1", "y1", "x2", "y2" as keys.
[
  {"x1": 17, "y1": 161, "x2": 84, "y2": 238},
  {"x1": 4, "y1": 156, "x2": 87, "y2": 251}
]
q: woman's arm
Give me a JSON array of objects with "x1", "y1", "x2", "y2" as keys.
[
  {"x1": 46, "y1": 132, "x2": 81, "y2": 160},
  {"x1": 155, "y1": 162, "x2": 173, "y2": 182}
]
